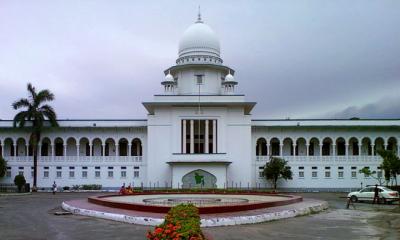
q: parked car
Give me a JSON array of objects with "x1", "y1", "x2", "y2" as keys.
[{"x1": 348, "y1": 186, "x2": 399, "y2": 203}]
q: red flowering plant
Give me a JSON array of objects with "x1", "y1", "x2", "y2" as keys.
[{"x1": 147, "y1": 204, "x2": 206, "y2": 240}]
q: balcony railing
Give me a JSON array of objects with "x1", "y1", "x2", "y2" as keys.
[
  {"x1": 3, "y1": 156, "x2": 143, "y2": 163},
  {"x1": 255, "y1": 155, "x2": 383, "y2": 162}
]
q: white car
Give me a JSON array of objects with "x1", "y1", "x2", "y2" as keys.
[{"x1": 348, "y1": 186, "x2": 399, "y2": 203}]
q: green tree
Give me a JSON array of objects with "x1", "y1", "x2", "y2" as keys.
[
  {"x1": 14, "y1": 174, "x2": 26, "y2": 192},
  {"x1": 263, "y1": 156, "x2": 293, "y2": 189},
  {"x1": 377, "y1": 149, "x2": 400, "y2": 187},
  {"x1": 359, "y1": 167, "x2": 383, "y2": 185},
  {"x1": 12, "y1": 83, "x2": 58, "y2": 191},
  {"x1": 0, "y1": 156, "x2": 7, "y2": 178}
]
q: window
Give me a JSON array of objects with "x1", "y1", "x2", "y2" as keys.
[
  {"x1": 43, "y1": 166, "x2": 49, "y2": 178},
  {"x1": 31, "y1": 167, "x2": 34, "y2": 178},
  {"x1": 82, "y1": 166, "x2": 88, "y2": 178},
  {"x1": 258, "y1": 166, "x2": 265, "y2": 178},
  {"x1": 18, "y1": 166, "x2": 24, "y2": 176},
  {"x1": 95, "y1": 166, "x2": 101, "y2": 178},
  {"x1": 338, "y1": 166, "x2": 344, "y2": 178},
  {"x1": 69, "y1": 167, "x2": 75, "y2": 178},
  {"x1": 56, "y1": 166, "x2": 62, "y2": 178},
  {"x1": 325, "y1": 171, "x2": 331, "y2": 178},
  {"x1": 182, "y1": 119, "x2": 217, "y2": 154},
  {"x1": 108, "y1": 167, "x2": 114, "y2": 178},
  {"x1": 312, "y1": 172, "x2": 318, "y2": 178},
  {"x1": 121, "y1": 166, "x2": 127, "y2": 178},
  {"x1": 6, "y1": 167, "x2": 11, "y2": 178},
  {"x1": 299, "y1": 171, "x2": 304, "y2": 178},
  {"x1": 134, "y1": 166, "x2": 140, "y2": 178},
  {"x1": 195, "y1": 75, "x2": 204, "y2": 85},
  {"x1": 351, "y1": 166, "x2": 357, "y2": 178}
]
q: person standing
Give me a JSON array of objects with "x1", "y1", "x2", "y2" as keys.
[
  {"x1": 52, "y1": 181, "x2": 57, "y2": 195},
  {"x1": 372, "y1": 184, "x2": 380, "y2": 204}
]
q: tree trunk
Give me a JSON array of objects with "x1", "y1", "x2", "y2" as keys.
[{"x1": 31, "y1": 131, "x2": 40, "y2": 192}]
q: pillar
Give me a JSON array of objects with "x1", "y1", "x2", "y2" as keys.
[
  {"x1": 116, "y1": 144, "x2": 119, "y2": 156},
  {"x1": 205, "y1": 120, "x2": 209, "y2": 153},
  {"x1": 128, "y1": 144, "x2": 132, "y2": 156},
  {"x1": 190, "y1": 120, "x2": 194, "y2": 154},
  {"x1": 332, "y1": 144, "x2": 336, "y2": 156},
  {"x1": 13, "y1": 144, "x2": 17, "y2": 156},
  {"x1": 266, "y1": 143, "x2": 270, "y2": 156},
  {"x1": 182, "y1": 120, "x2": 187, "y2": 153},
  {"x1": 345, "y1": 144, "x2": 349, "y2": 156},
  {"x1": 89, "y1": 144, "x2": 92, "y2": 156},
  {"x1": 358, "y1": 143, "x2": 362, "y2": 156},
  {"x1": 51, "y1": 144, "x2": 55, "y2": 157},
  {"x1": 292, "y1": 144, "x2": 297, "y2": 156},
  {"x1": 102, "y1": 144, "x2": 105, "y2": 157},
  {"x1": 76, "y1": 144, "x2": 80, "y2": 160},
  {"x1": 306, "y1": 144, "x2": 309, "y2": 156},
  {"x1": 371, "y1": 144, "x2": 375, "y2": 156},
  {"x1": 279, "y1": 144, "x2": 283, "y2": 156},
  {"x1": 319, "y1": 144, "x2": 323, "y2": 156},
  {"x1": 0, "y1": 143, "x2": 3, "y2": 157},
  {"x1": 212, "y1": 120, "x2": 217, "y2": 153},
  {"x1": 63, "y1": 144, "x2": 67, "y2": 157},
  {"x1": 37, "y1": 144, "x2": 41, "y2": 157}
]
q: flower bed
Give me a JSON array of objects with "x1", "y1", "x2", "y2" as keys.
[{"x1": 147, "y1": 204, "x2": 206, "y2": 240}]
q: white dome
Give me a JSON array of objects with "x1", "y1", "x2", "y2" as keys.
[
  {"x1": 165, "y1": 73, "x2": 174, "y2": 82},
  {"x1": 178, "y1": 21, "x2": 220, "y2": 58},
  {"x1": 225, "y1": 73, "x2": 235, "y2": 82}
]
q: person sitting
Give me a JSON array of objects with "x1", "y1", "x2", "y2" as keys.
[{"x1": 119, "y1": 183, "x2": 126, "y2": 195}]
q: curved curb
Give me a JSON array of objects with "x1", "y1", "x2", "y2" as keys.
[
  {"x1": 0, "y1": 192, "x2": 32, "y2": 197},
  {"x1": 62, "y1": 200, "x2": 328, "y2": 227}
]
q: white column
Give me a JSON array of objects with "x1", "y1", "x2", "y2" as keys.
[
  {"x1": 266, "y1": 143, "x2": 270, "y2": 156},
  {"x1": 37, "y1": 144, "x2": 41, "y2": 157},
  {"x1": 358, "y1": 143, "x2": 362, "y2": 156},
  {"x1": 14, "y1": 144, "x2": 17, "y2": 156},
  {"x1": 319, "y1": 144, "x2": 323, "y2": 156},
  {"x1": 89, "y1": 144, "x2": 92, "y2": 156},
  {"x1": 190, "y1": 120, "x2": 194, "y2": 154},
  {"x1": 128, "y1": 144, "x2": 132, "y2": 156},
  {"x1": 182, "y1": 120, "x2": 187, "y2": 153},
  {"x1": 279, "y1": 144, "x2": 283, "y2": 156},
  {"x1": 212, "y1": 120, "x2": 217, "y2": 154},
  {"x1": 116, "y1": 144, "x2": 119, "y2": 156},
  {"x1": 63, "y1": 144, "x2": 67, "y2": 157},
  {"x1": 332, "y1": 144, "x2": 336, "y2": 156},
  {"x1": 292, "y1": 144, "x2": 296, "y2": 156},
  {"x1": 0, "y1": 143, "x2": 4, "y2": 157},
  {"x1": 102, "y1": 144, "x2": 105, "y2": 156},
  {"x1": 205, "y1": 120, "x2": 209, "y2": 153},
  {"x1": 384, "y1": 144, "x2": 388, "y2": 150},
  {"x1": 345, "y1": 144, "x2": 349, "y2": 156},
  {"x1": 306, "y1": 144, "x2": 309, "y2": 156},
  {"x1": 51, "y1": 144, "x2": 55, "y2": 157},
  {"x1": 76, "y1": 144, "x2": 80, "y2": 160},
  {"x1": 371, "y1": 144, "x2": 375, "y2": 156}
]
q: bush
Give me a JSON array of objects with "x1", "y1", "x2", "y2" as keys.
[
  {"x1": 14, "y1": 175, "x2": 26, "y2": 192},
  {"x1": 63, "y1": 186, "x2": 70, "y2": 191},
  {"x1": 147, "y1": 204, "x2": 205, "y2": 240},
  {"x1": 81, "y1": 184, "x2": 102, "y2": 190},
  {"x1": 72, "y1": 185, "x2": 80, "y2": 190},
  {"x1": 0, "y1": 156, "x2": 7, "y2": 178}
]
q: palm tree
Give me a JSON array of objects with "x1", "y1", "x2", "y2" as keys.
[{"x1": 12, "y1": 83, "x2": 58, "y2": 191}]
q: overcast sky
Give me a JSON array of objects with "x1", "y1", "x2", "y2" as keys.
[{"x1": 0, "y1": 0, "x2": 399, "y2": 120}]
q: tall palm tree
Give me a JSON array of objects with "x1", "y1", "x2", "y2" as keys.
[{"x1": 12, "y1": 83, "x2": 58, "y2": 191}]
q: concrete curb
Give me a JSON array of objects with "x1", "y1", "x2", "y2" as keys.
[
  {"x1": 0, "y1": 192, "x2": 32, "y2": 197},
  {"x1": 62, "y1": 200, "x2": 328, "y2": 227}
]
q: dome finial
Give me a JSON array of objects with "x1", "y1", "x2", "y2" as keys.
[{"x1": 196, "y1": 6, "x2": 203, "y2": 23}]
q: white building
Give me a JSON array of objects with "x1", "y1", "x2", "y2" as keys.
[{"x1": 1, "y1": 15, "x2": 399, "y2": 190}]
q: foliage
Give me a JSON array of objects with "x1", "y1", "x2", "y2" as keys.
[
  {"x1": 0, "y1": 156, "x2": 7, "y2": 178},
  {"x1": 263, "y1": 156, "x2": 293, "y2": 189},
  {"x1": 72, "y1": 185, "x2": 80, "y2": 190},
  {"x1": 81, "y1": 184, "x2": 102, "y2": 190},
  {"x1": 359, "y1": 167, "x2": 383, "y2": 185},
  {"x1": 63, "y1": 186, "x2": 70, "y2": 191},
  {"x1": 147, "y1": 204, "x2": 205, "y2": 240},
  {"x1": 377, "y1": 149, "x2": 400, "y2": 186},
  {"x1": 12, "y1": 83, "x2": 58, "y2": 190},
  {"x1": 14, "y1": 175, "x2": 26, "y2": 192}
]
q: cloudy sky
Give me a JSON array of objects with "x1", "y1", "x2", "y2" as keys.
[{"x1": 0, "y1": 0, "x2": 399, "y2": 120}]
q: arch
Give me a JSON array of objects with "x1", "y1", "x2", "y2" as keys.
[
  {"x1": 4, "y1": 138, "x2": 14, "y2": 156},
  {"x1": 282, "y1": 137, "x2": 294, "y2": 156},
  {"x1": 66, "y1": 137, "x2": 77, "y2": 156},
  {"x1": 105, "y1": 138, "x2": 116, "y2": 156},
  {"x1": 322, "y1": 137, "x2": 333, "y2": 156},
  {"x1": 131, "y1": 138, "x2": 142, "y2": 156},
  {"x1": 118, "y1": 138, "x2": 129, "y2": 156},
  {"x1": 308, "y1": 137, "x2": 320, "y2": 156},
  {"x1": 361, "y1": 137, "x2": 372, "y2": 156},
  {"x1": 374, "y1": 137, "x2": 385, "y2": 155},
  {"x1": 54, "y1": 137, "x2": 64, "y2": 156},
  {"x1": 41, "y1": 137, "x2": 52, "y2": 156},
  {"x1": 16, "y1": 138, "x2": 27, "y2": 156},
  {"x1": 92, "y1": 138, "x2": 103, "y2": 156},
  {"x1": 387, "y1": 137, "x2": 398, "y2": 154},
  {"x1": 182, "y1": 169, "x2": 217, "y2": 188},
  {"x1": 348, "y1": 137, "x2": 359, "y2": 156},
  {"x1": 270, "y1": 137, "x2": 280, "y2": 156},
  {"x1": 295, "y1": 138, "x2": 307, "y2": 156},
  {"x1": 79, "y1": 137, "x2": 90, "y2": 156},
  {"x1": 335, "y1": 137, "x2": 346, "y2": 156},
  {"x1": 256, "y1": 138, "x2": 267, "y2": 156}
]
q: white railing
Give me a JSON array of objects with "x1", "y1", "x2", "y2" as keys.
[
  {"x1": 3, "y1": 156, "x2": 143, "y2": 163},
  {"x1": 255, "y1": 155, "x2": 383, "y2": 163}
]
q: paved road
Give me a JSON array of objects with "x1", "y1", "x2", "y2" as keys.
[{"x1": 0, "y1": 192, "x2": 399, "y2": 240}]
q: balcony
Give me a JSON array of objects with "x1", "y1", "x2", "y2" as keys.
[
  {"x1": 4, "y1": 156, "x2": 143, "y2": 164},
  {"x1": 255, "y1": 155, "x2": 383, "y2": 163},
  {"x1": 169, "y1": 153, "x2": 230, "y2": 164}
]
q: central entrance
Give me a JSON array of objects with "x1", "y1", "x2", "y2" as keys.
[{"x1": 182, "y1": 169, "x2": 217, "y2": 188}]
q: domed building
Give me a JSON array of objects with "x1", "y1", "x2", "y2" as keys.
[{"x1": 0, "y1": 14, "x2": 399, "y2": 190}]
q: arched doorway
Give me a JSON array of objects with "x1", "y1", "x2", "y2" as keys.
[{"x1": 182, "y1": 169, "x2": 217, "y2": 188}]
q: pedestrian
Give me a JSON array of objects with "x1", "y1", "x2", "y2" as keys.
[
  {"x1": 52, "y1": 181, "x2": 57, "y2": 195},
  {"x1": 372, "y1": 184, "x2": 379, "y2": 204}
]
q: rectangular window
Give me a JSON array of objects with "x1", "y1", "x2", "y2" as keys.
[
  {"x1": 95, "y1": 166, "x2": 100, "y2": 178},
  {"x1": 18, "y1": 166, "x2": 24, "y2": 176},
  {"x1": 351, "y1": 171, "x2": 357, "y2": 178},
  {"x1": 108, "y1": 171, "x2": 113, "y2": 178},
  {"x1": 377, "y1": 171, "x2": 382, "y2": 178},
  {"x1": 298, "y1": 171, "x2": 304, "y2": 178},
  {"x1": 82, "y1": 171, "x2": 88, "y2": 178},
  {"x1": 325, "y1": 171, "x2": 331, "y2": 178},
  {"x1": 258, "y1": 166, "x2": 265, "y2": 178},
  {"x1": 195, "y1": 74, "x2": 204, "y2": 85},
  {"x1": 312, "y1": 172, "x2": 318, "y2": 178},
  {"x1": 44, "y1": 171, "x2": 49, "y2": 178},
  {"x1": 121, "y1": 171, "x2": 127, "y2": 178},
  {"x1": 56, "y1": 171, "x2": 62, "y2": 178},
  {"x1": 182, "y1": 119, "x2": 217, "y2": 154},
  {"x1": 6, "y1": 167, "x2": 11, "y2": 178},
  {"x1": 134, "y1": 166, "x2": 140, "y2": 178},
  {"x1": 338, "y1": 171, "x2": 344, "y2": 178}
]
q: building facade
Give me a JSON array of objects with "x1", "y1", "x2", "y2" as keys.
[{"x1": 1, "y1": 15, "x2": 399, "y2": 190}]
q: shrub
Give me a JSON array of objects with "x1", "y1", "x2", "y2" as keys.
[
  {"x1": 63, "y1": 186, "x2": 70, "y2": 191},
  {"x1": 0, "y1": 156, "x2": 7, "y2": 178},
  {"x1": 81, "y1": 184, "x2": 102, "y2": 190},
  {"x1": 72, "y1": 185, "x2": 80, "y2": 190},
  {"x1": 14, "y1": 175, "x2": 26, "y2": 192},
  {"x1": 147, "y1": 204, "x2": 205, "y2": 240}
]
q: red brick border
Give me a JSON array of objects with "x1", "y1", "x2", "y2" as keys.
[{"x1": 88, "y1": 192, "x2": 303, "y2": 214}]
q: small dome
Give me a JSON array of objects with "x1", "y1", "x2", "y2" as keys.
[
  {"x1": 165, "y1": 73, "x2": 174, "y2": 82},
  {"x1": 178, "y1": 20, "x2": 220, "y2": 58},
  {"x1": 225, "y1": 73, "x2": 235, "y2": 82}
]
